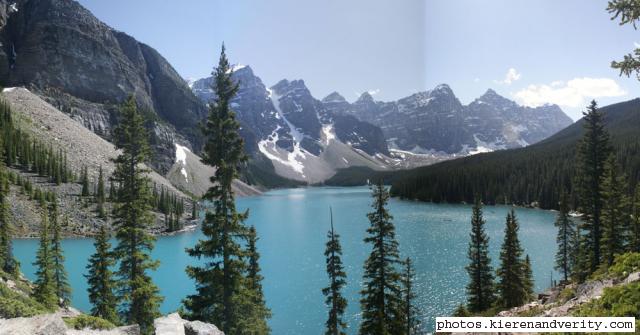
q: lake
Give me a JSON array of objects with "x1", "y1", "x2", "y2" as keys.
[{"x1": 13, "y1": 186, "x2": 559, "y2": 334}]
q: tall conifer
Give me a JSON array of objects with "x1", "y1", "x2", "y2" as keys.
[
  {"x1": 323, "y1": 208, "x2": 347, "y2": 335},
  {"x1": 574, "y1": 100, "x2": 611, "y2": 273},
  {"x1": 600, "y1": 154, "x2": 630, "y2": 266},
  {"x1": 554, "y1": 190, "x2": 576, "y2": 282},
  {"x1": 111, "y1": 96, "x2": 162, "y2": 334},
  {"x1": 465, "y1": 197, "x2": 495, "y2": 312},
  {"x1": 33, "y1": 210, "x2": 57, "y2": 309},
  {"x1": 359, "y1": 181, "x2": 404, "y2": 335},
  {"x1": 85, "y1": 226, "x2": 119, "y2": 324},
  {"x1": 496, "y1": 210, "x2": 528, "y2": 308},
  {"x1": 402, "y1": 257, "x2": 422, "y2": 335},
  {"x1": 49, "y1": 197, "x2": 71, "y2": 306}
]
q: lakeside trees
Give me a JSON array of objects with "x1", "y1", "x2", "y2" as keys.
[
  {"x1": 554, "y1": 190, "x2": 576, "y2": 282},
  {"x1": 85, "y1": 226, "x2": 119, "y2": 324},
  {"x1": 323, "y1": 207, "x2": 347, "y2": 335},
  {"x1": 111, "y1": 96, "x2": 162, "y2": 334},
  {"x1": 183, "y1": 45, "x2": 270, "y2": 335},
  {"x1": 465, "y1": 198, "x2": 496, "y2": 313},
  {"x1": 495, "y1": 210, "x2": 530, "y2": 309}
]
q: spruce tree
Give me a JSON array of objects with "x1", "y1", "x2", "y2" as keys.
[
  {"x1": 49, "y1": 197, "x2": 71, "y2": 306},
  {"x1": 402, "y1": 257, "x2": 422, "y2": 335},
  {"x1": 554, "y1": 190, "x2": 576, "y2": 282},
  {"x1": 183, "y1": 45, "x2": 260, "y2": 335},
  {"x1": 496, "y1": 209, "x2": 528, "y2": 308},
  {"x1": 97, "y1": 165, "x2": 106, "y2": 218},
  {"x1": 522, "y1": 255, "x2": 534, "y2": 301},
  {"x1": 239, "y1": 226, "x2": 271, "y2": 335},
  {"x1": 631, "y1": 186, "x2": 640, "y2": 252},
  {"x1": 574, "y1": 100, "x2": 611, "y2": 273},
  {"x1": 359, "y1": 181, "x2": 404, "y2": 335},
  {"x1": 32, "y1": 210, "x2": 57, "y2": 309},
  {"x1": 111, "y1": 96, "x2": 162, "y2": 334},
  {"x1": 85, "y1": 226, "x2": 119, "y2": 324},
  {"x1": 0, "y1": 169, "x2": 17, "y2": 275},
  {"x1": 81, "y1": 166, "x2": 90, "y2": 197},
  {"x1": 323, "y1": 208, "x2": 347, "y2": 335},
  {"x1": 600, "y1": 154, "x2": 630, "y2": 267},
  {"x1": 465, "y1": 197, "x2": 495, "y2": 313}
]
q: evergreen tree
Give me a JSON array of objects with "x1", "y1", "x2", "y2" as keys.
[
  {"x1": 0, "y1": 169, "x2": 17, "y2": 274},
  {"x1": 631, "y1": 186, "x2": 640, "y2": 252},
  {"x1": 111, "y1": 96, "x2": 162, "y2": 334},
  {"x1": 574, "y1": 100, "x2": 611, "y2": 273},
  {"x1": 97, "y1": 165, "x2": 106, "y2": 218},
  {"x1": 32, "y1": 210, "x2": 57, "y2": 309},
  {"x1": 601, "y1": 154, "x2": 630, "y2": 267},
  {"x1": 522, "y1": 255, "x2": 534, "y2": 301},
  {"x1": 465, "y1": 197, "x2": 495, "y2": 313},
  {"x1": 402, "y1": 257, "x2": 422, "y2": 335},
  {"x1": 496, "y1": 209, "x2": 528, "y2": 308},
  {"x1": 49, "y1": 197, "x2": 71, "y2": 306},
  {"x1": 191, "y1": 199, "x2": 197, "y2": 220},
  {"x1": 183, "y1": 45, "x2": 260, "y2": 335},
  {"x1": 359, "y1": 181, "x2": 404, "y2": 335},
  {"x1": 81, "y1": 166, "x2": 90, "y2": 197},
  {"x1": 85, "y1": 226, "x2": 119, "y2": 324},
  {"x1": 554, "y1": 190, "x2": 576, "y2": 282},
  {"x1": 323, "y1": 208, "x2": 347, "y2": 335},
  {"x1": 239, "y1": 226, "x2": 271, "y2": 335}
]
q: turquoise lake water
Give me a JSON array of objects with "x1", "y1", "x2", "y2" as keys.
[{"x1": 13, "y1": 186, "x2": 559, "y2": 334}]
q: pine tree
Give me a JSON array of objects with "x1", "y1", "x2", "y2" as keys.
[
  {"x1": 522, "y1": 255, "x2": 534, "y2": 301},
  {"x1": 496, "y1": 209, "x2": 528, "y2": 308},
  {"x1": 574, "y1": 100, "x2": 611, "y2": 273},
  {"x1": 631, "y1": 186, "x2": 640, "y2": 252},
  {"x1": 323, "y1": 208, "x2": 347, "y2": 335},
  {"x1": 0, "y1": 169, "x2": 18, "y2": 275},
  {"x1": 49, "y1": 197, "x2": 71, "y2": 306},
  {"x1": 191, "y1": 199, "x2": 197, "y2": 220},
  {"x1": 111, "y1": 96, "x2": 162, "y2": 334},
  {"x1": 554, "y1": 190, "x2": 576, "y2": 282},
  {"x1": 32, "y1": 210, "x2": 57, "y2": 309},
  {"x1": 465, "y1": 197, "x2": 495, "y2": 313},
  {"x1": 183, "y1": 45, "x2": 259, "y2": 335},
  {"x1": 402, "y1": 257, "x2": 422, "y2": 335},
  {"x1": 600, "y1": 154, "x2": 630, "y2": 267},
  {"x1": 359, "y1": 181, "x2": 404, "y2": 335},
  {"x1": 81, "y1": 166, "x2": 90, "y2": 197},
  {"x1": 239, "y1": 226, "x2": 271, "y2": 335},
  {"x1": 85, "y1": 226, "x2": 119, "y2": 324},
  {"x1": 97, "y1": 165, "x2": 106, "y2": 218}
]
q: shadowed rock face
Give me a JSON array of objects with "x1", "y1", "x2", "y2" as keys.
[{"x1": 0, "y1": 0, "x2": 207, "y2": 172}]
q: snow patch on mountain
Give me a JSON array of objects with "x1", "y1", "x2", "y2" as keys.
[{"x1": 174, "y1": 143, "x2": 190, "y2": 181}]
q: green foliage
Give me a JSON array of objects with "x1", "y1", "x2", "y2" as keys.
[
  {"x1": 81, "y1": 166, "x2": 90, "y2": 197},
  {"x1": 32, "y1": 210, "x2": 58, "y2": 309},
  {"x1": 359, "y1": 181, "x2": 404, "y2": 335},
  {"x1": 323, "y1": 209, "x2": 347, "y2": 335},
  {"x1": 96, "y1": 165, "x2": 106, "y2": 218},
  {"x1": 557, "y1": 286, "x2": 576, "y2": 303},
  {"x1": 465, "y1": 197, "x2": 496, "y2": 313},
  {"x1": 402, "y1": 258, "x2": 423, "y2": 335},
  {"x1": 183, "y1": 45, "x2": 266, "y2": 335},
  {"x1": 573, "y1": 281, "x2": 640, "y2": 319},
  {"x1": 631, "y1": 186, "x2": 640, "y2": 252},
  {"x1": 63, "y1": 315, "x2": 116, "y2": 330},
  {"x1": 49, "y1": 197, "x2": 71, "y2": 306},
  {"x1": 0, "y1": 168, "x2": 18, "y2": 275},
  {"x1": 609, "y1": 0, "x2": 640, "y2": 79},
  {"x1": 496, "y1": 210, "x2": 531, "y2": 308},
  {"x1": 85, "y1": 226, "x2": 119, "y2": 325},
  {"x1": 0, "y1": 281, "x2": 50, "y2": 318},
  {"x1": 555, "y1": 190, "x2": 577, "y2": 282},
  {"x1": 601, "y1": 154, "x2": 631, "y2": 267},
  {"x1": 601, "y1": 252, "x2": 640, "y2": 280},
  {"x1": 522, "y1": 255, "x2": 534, "y2": 301},
  {"x1": 452, "y1": 304, "x2": 470, "y2": 317},
  {"x1": 111, "y1": 96, "x2": 162, "y2": 334}
]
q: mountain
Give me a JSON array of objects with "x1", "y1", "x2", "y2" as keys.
[
  {"x1": 388, "y1": 98, "x2": 640, "y2": 209},
  {"x1": 191, "y1": 67, "x2": 394, "y2": 183},
  {"x1": 0, "y1": 0, "x2": 207, "y2": 172},
  {"x1": 340, "y1": 85, "x2": 573, "y2": 155}
]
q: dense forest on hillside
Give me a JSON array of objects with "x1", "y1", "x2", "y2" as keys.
[{"x1": 388, "y1": 99, "x2": 640, "y2": 209}]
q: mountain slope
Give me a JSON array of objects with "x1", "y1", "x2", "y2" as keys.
[
  {"x1": 0, "y1": 0, "x2": 207, "y2": 172},
  {"x1": 389, "y1": 98, "x2": 640, "y2": 209}
]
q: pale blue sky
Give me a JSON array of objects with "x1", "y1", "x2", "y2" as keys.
[{"x1": 78, "y1": 0, "x2": 640, "y2": 119}]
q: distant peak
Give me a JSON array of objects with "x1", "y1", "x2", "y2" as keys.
[
  {"x1": 476, "y1": 88, "x2": 514, "y2": 106},
  {"x1": 356, "y1": 91, "x2": 374, "y2": 103},
  {"x1": 323, "y1": 91, "x2": 346, "y2": 103},
  {"x1": 434, "y1": 83, "x2": 452, "y2": 91}
]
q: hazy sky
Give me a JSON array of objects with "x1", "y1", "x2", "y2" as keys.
[{"x1": 78, "y1": 0, "x2": 640, "y2": 120}]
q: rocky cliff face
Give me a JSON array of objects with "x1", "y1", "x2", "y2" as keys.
[{"x1": 0, "y1": 0, "x2": 207, "y2": 172}]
